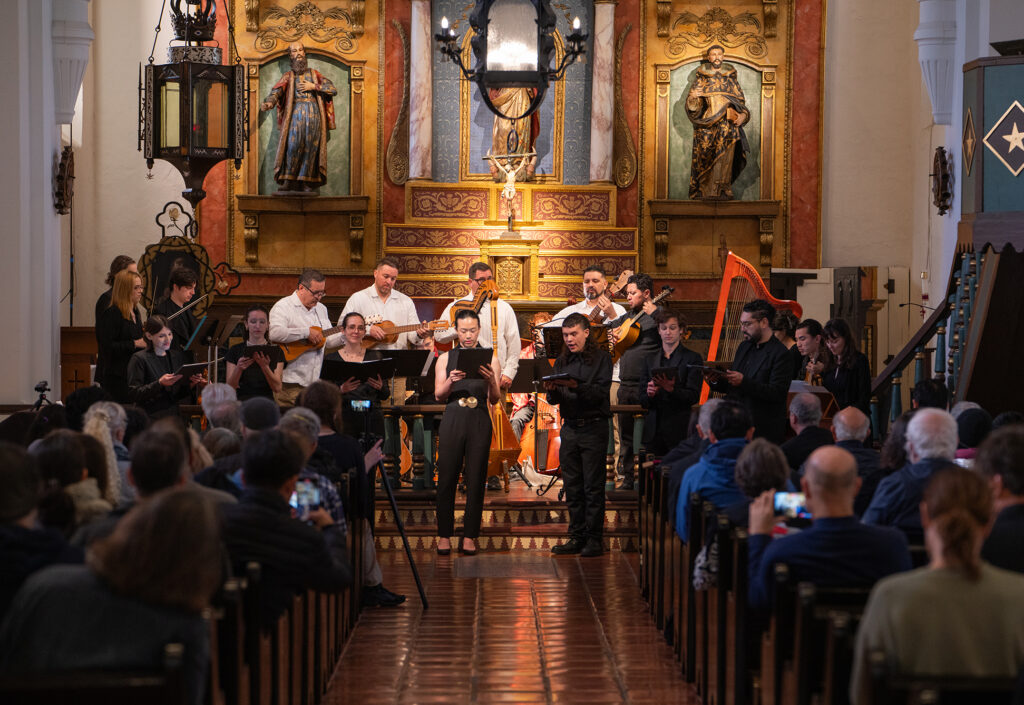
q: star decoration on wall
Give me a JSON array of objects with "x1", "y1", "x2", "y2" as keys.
[{"x1": 983, "y1": 100, "x2": 1024, "y2": 176}]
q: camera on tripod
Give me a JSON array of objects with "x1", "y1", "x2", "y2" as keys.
[
  {"x1": 32, "y1": 380, "x2": 52, "y2": 410},
  {"x1": 34, "y1": 381, "x2": 50, "y2": 394}
]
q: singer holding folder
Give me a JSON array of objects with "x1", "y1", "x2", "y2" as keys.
[
  {"x1": 324, "y1": 312, "x2": 390, "y2": 438},
  {"x1": 127, "y1": 315, "x2": 208, "y2": 419},
  {"x1": 225, "y1": 304, "x2": 285, "y2": 401},
  {"x1": 433, "y1": 309, "x2": 501, "y2": 556}
]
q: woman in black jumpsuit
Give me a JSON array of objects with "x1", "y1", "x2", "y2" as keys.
[{"x1": 434, "y1": 309, "x2": 501, "y2": 556}]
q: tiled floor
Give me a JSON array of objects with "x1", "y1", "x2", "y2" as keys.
[{"x1": 323, "y1": 549, "x2": 698, "y2": 705}]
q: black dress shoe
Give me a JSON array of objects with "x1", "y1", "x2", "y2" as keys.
[
  {"x1": 551, "y1": 538, "x2": 584, "y2": 555},
  {"x1": 580, "y1": 539, "x2": 604, "y2": 557},
  {"x1": 361, "y1": 584, "x2": 406, "y2": 608},
  {"x1": 459, "y1": 538, "x2": 478, "y2": 556}
]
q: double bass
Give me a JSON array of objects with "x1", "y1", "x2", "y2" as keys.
[
  {"x1": 517, "y1": 314, "x2": 562, "y2": 479},
  {"x1": 480, "y1": 288, "x2": 520, "y2": 492}
]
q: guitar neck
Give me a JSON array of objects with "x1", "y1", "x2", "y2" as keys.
[{"x1": 318, "y1": 325, "x2": 344, "y2": 339}]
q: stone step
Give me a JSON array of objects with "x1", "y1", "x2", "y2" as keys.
[
  {"x1": 375, "y1": 527, "x2": 638, "y2": 553},
  {"x1": 373, "y1": 505, "x2": 638, "y2": 529}
]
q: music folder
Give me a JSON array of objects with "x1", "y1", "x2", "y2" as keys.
[
  {"x1": 320, "y1": 357, "x2": 396, "y2": 384},
  {"x1": 451, "y1": 347, "x2": 493, "y2": 379},
  {"x1": 650, "y1": 366, "x2": 678, "y2": 380},
  {"x1": 174, "y1": 359, "x2": 223, "y2": 377}
]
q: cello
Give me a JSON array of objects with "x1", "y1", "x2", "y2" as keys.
[{"x1": 516, "y1": 313, "x2": 562, "y2": 479}]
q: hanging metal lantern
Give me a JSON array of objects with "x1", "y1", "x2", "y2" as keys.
[{"x1": 139, "y1": 0, "x2": 248, "y2": 210}]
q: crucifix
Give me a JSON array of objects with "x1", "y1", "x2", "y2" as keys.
[{"x1": 485, "y1": 150, "x2": 537, "y2": 232}]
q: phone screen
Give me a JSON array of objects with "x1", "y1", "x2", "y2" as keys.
[
  {"x1": 350, "y1": 399, "x2": 372, "y2": 412},
  {"x1": 773, "y1": 491, "x2": 811, "y2": 520},
  {"x1": 289, "y1": 480, "x2": 321, "y2": 519}
]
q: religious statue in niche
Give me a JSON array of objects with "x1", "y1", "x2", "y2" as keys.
[
  {"x1": 260, "y1": 42, "x2": 338, "y2": 194},
  {"x1": 488, "y1": 87, "x2": 540, "y2": 182},
  {"x1": 685, "y1": 45, "x2": 750, "y2": 200}
]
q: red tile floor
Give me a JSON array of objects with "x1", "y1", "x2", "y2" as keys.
[{"x1": 322, "y1": 548, "x2": 699, "y2": 705}]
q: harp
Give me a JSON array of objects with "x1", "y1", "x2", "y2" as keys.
[{"x1": 699, "y1": 252, "x2": 803, "y2": 403}]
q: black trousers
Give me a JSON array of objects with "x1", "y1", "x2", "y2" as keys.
[
  {"x1": 616, "y1": 383, "x2": 642, "y2": 479},
  {"x1": 560, "y1": 418, "x2": 609, "y2": 542},
  {"x1": 435, "y1": 406, "x2": 491, "y2": 539}
]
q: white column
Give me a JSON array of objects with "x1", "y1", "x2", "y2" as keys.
[
  {"x1": 915, "y1": 0, "x2": 957, "y2": 125},
  {"x1": 588, "y1": 1, "x2": 616, "y2": 182},
  {"x1": 0, "y1": 0, "x2": 63, "y2": 404},
  {"x1": 409, "y1": 0, "x2": 433, "y2": 179}
]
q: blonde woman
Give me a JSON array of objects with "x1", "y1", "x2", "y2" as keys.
[{"x1": 96, "y1": 270, "x2": 145, "y2": 402}]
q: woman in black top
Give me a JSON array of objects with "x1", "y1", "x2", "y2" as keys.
[
  {"x1": 96, "y1": 270, "x2": 146, "y2": 403},
  {"x1": 127, "y1": 315, "x2": 207, "y2": 419},
  {"x1": 225, "y1": 304, "x2": 285, "y2": 401},
  {"x1": 434, "y1": 309, "x2": 501, "y2": 556},
  {"x1": 330, "y1": 312, "x2": 389, "y2": 438},
  {"x1": 822, "y1": 317, "x2": 872, "y2": 415},
  {"x1": 93, "y1": 254, "x2": 136, "y2": 329}
]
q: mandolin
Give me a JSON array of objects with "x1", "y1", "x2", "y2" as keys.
[
  {"x1": 275, "y1": 322, "x2": 347, "y2": 362},
  {"x1": 610, "y1": 285, "x2": 675, "y2": 363},
  {"x1": 360, "y1": 315, "x2": 449, "y2": 349}
]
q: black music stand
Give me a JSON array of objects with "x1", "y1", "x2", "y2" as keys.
[
  {"x1": 386, "y1": 350, "x2": 435, "y2": 404},
  {"x1": 186, "y1": 313, "x2": 242, "y2": 384}
]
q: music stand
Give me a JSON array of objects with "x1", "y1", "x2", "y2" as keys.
[
  {"x1": 508, "y1": 358, "x2": 555, "y2": 393},
  {"x1": 186, "y1": 314, "x2": 242, "y2": 384},
  {"x1": 386, "y1": 349, "x2": 435, "y2": 405}
]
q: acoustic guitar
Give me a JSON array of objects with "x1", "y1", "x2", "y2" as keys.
[
  {"x1": 361, "y1": 315, "x2": 449, "y2": 349},
  {"x1": 610, "y1": 286, "x2": 675, "y2": 363}
]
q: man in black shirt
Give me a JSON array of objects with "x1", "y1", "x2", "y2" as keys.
[
  {"x1": 545, "y1": 313, "x2": 613, "y2": 557},
  {"x1": 608, "y1": 273, "x2": 661, "y2": 489},
  {"x1": 152, "y1": 267, "x2": 199, "y2": 356},
  {"x1": 641, "y1": 308, "x2": 703, "y2": 457},
  {"x1": 705, "y1": 298, "x2": 791, "y2": 443},
  {"x1": 780, "y1": 392, "x2": 833, "y2": 472}
]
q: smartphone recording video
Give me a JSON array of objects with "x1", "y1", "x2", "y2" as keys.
[{"x1": 773, "y1": 491, "x2": 812, "y2": 520}]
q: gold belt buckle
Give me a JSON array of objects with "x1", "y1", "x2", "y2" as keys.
[{"x1": 458, "y1": 396, "x2": 478, "y2": 409}]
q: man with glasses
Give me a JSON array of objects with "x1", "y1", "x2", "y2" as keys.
[
  {"x1": 269, "y1": 268, "x2": 345, "y2": 407},
  {"x1": 703, "y1": 298, "x2": 791, "y2": 443},
  {"x1": 434, "y1": 262, "x2": 520, "y2": 389},
  {"x1": 339, "y1": 256, "x2": 431, "y2": 351}
]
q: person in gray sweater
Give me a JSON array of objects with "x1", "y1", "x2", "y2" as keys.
[{"x1": 851, "y1": 467, "x2": 1024, "y2": 704}]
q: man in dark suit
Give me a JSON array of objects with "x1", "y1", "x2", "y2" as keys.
[
  {"x1": 780, "y1": 392, "x2": 833, "y2": 472},
  {"x1": 977, "y1": 425, "x2": 1024, "y2": 574},
  {"x1": 830, "y1": 406, "x2": 884, "y2": 517},
  {"x1": 705, "y1": 299, "x2": 792, "y2": 443}
]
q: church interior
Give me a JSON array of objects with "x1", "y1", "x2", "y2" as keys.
[{"x1": 2, "y1": 0, "x2": 1024, "y2": 703}]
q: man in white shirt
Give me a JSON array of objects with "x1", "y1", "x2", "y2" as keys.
[
  {"x1": 269, "y1": 268, "x2": 345, "y2": 407},
  {"x1": 434, "y1": 262, "x2": 520, "y2": 389},
  {"x1": 339, "y1": 256, "x2": 430, "y2": 350},
  {"x1": 549, "y1": 266, "x2": 628, "y2": 473}
]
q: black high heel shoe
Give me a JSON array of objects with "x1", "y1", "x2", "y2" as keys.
[
  {"x1": 459, "y1": 538, "x2": 477, "y2": 556},
  {"x1": 436, "y1": 538, "x2": 451, "y2": 556}
]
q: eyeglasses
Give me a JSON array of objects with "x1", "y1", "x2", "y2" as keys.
[
  {"x1": 472, "y1": 276, "x2": 493, "y2": 284},
  {"x1": 346, "y1": 325, "x2": 367, "y2": 332},
  {"x1": 302, "y1": 284, "x2": 327, "y2": 298}
]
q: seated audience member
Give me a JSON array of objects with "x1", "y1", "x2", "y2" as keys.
[
  {"x1": 202, "y1": 427, "x2": 242, "y2": 461},
  {"x1": 724, "y1": 438, "x2": 791, "y2": 526},
  {"x1": 661, "y1": 405, "x2": 707, "y2": 526},
  {"x1": 950, "y1": 400, "x2": 981, "y2": 419},
  {"x1": 82, "y1": 402, "x2": 130, "y2": 507},
  {"x1": 0, "y1": 443, "x2": 83, "y2": 619},
  {"x1": 992, "y1": 410, "x2": 1024, "y2": 430},
  {"x1": 862, "y1": 408, "x2": 958, "y2": 537},
  {"x1": 221, "y1": 429, "x2": 353, "y2": 626},
  {"x1": 675, "y1": 401, "x2": 753, "y2": 541},
  {"x1": 911, "y1": 377, "x2": 948, "y2": 410},
  {"x1": 79, "y1": 433, "x2": 119, "y2": 510},
  {"x1": 278, "y1": 409, "x2": 349, "y2": 529},
  {"x1": 207, "y1": 400, "x2": 242, "y2": 436},
  {"x1": 976, "y1": 426, "x2": 1024, "y2": 574},
  {"x1": 121, "y1": 404, "x2": 150, "y2": 447},
  {"x1": 780, "y1": 392, "x2": 833, "y2": 473},
  {"x1": 196, "y1": 396, "x2": 281, "y2": 497},
  {"x1": 954, "y1": 406, "x2": 992, "y2": 462},
  {"x1": 200, "y1": 382, "x2": 237, "y2": 420},
  {"x1": 879, "y1": 410, "x2": 915, "y2": 474},
  {"x1": 850, "y1": 467, "x2": 1024, "y2": 705},
  {"x1": 748, "y1": 446, "x2": 911, "y2": 610},
  {"x1": 63, "y1": 385, "x2": 111, "y2": 432},
  {"x1": 829, "y1": 406, "x2": 884, "y2": 517},
  {"x1": 0, "y1": 488, "x2": 222, "y2": 705},
  {"x1": 25, "y1": 405, "x2": 69, "y2": 446},
  {"x1": 29, "y1": 430, "x2": 112, "y2": 531}
]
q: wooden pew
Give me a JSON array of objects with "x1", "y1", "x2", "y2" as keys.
[
  {"x1": 215, "y1": 577, "x2": 250, "y2": 705},
  {"x1": 868, "y1": 651, "x2": 1019, "y2": 705},
  {"x1": 759, "y1": 564, "x2": 797, "y2": 705},
  {"x1": 821, "y1": 610, "x2": 858, "y2": 705},
  {"x1": 0, "y1": 643, "x2": 187, "y2": 705},
  {"x1": 724, "y1": 528, "x2": 750, "y2": 705},
  {"x1": 654, "y1": 468, "x2": 670, "y2": 630},
  {"x1": 707, "y1": 514, "x2": 732, "y2": 705},
  {"x1": 639, "y1": 453, "x2": 652, "y2": 602},
  {"x1": 683, "y1": 493, "x2": 704, "y2": 683},
  {"x1": 694, "y1": 501, "x2": 715, "y2": 698}
]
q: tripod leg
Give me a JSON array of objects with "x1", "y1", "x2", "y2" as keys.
[{"x1": 375, "y1": 462, "x2": 428, "y2": 610}]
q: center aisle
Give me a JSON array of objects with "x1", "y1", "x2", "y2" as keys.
[{"x1": 322, "y1": 549, "x2": 698, "y2": 705}]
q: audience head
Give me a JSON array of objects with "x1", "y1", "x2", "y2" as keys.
[
  {"x1": 771, "y1": 311, "x2": 799, "y2": 343},
  {"x1": 956, "y1": 407, "x2": 992, "y2": 450},
  {"x1": 975, "y1": 425, "x2": 1024, "y2": 501},
  {"x1": 950, "y1": 401, "x2": 981, "y2": 420},
  {"x1": 64, "y1": 386, "x2": 112, "y2": 431},
  {"x1": 104, "y1": 254, "x2": 137, "y2": 287},
  {"x1": 992, "y1": 410, "x2": 1024, "y2": 430},
  {"x1": 200, "y1": 382, "x2": 237, "y2": 419},
  {"x1": 905, "y1": 408, "x2": 958, "y2": 463},
  {"x1": 207, "y1": 400, "x2": 242, "y2": 436},
  {"x1": 832, "y1": 406, "x2": 871, "y2": 444},
  {"x1": 921, "y1": 467, "x2": 992, "y2": 581},
  {"x1": 79, "y1": 433, "x2": 111, "y2": 499},
  {"x1": 788, "y1": 393, "x2": 822, "y2": 431},
  {"x1": 121, "y1": 405, "x2": 151, "y2": 448},
  {"x1": 202, "y1": 427, "x2": 242, "y2": 460},
  {"x1": 696, "y1": 398, "x2": 723, "y2": 439},
  {"x1": 911, "y1": 378, "x2": 948, "y2": 410},
  {"x1": 29, "y1": 429, "x2": 86, "y2": 488},
  {"x1": 880, "y1": 410, "x2": 915, "y2": 470},
  {"x1": 0, "y1": 412, "x2": 36, "y2": 447},
  {"x1": 242, "y1": 429, "x2": 305, "y2": 494},
  {"x1": 734, "y1": 439, "x2": 789, "y2": 498},
  {"x1": 802, "y1": 446, "x2": 861, "y2": 516},
  {"x1": 279, "y1": 408, "x2": 321, "y2": 464},
  {"x1": 128, "y1": 428, "x2": 187, "y2": 497},
  {"x1": 299, "y1": 380, "x2": 343, "y2": 433},
  {"x1": 83, "y1": 401, "x2": 127, "y2": 444},
  {"x1": 708, "y1": 401, "x2": 754, "y2": 444},
  {"x1": 823, "y1": 318, "x2": 857, "y2": 366},
  {"x1": 88, "y1": 487, "x2": 222, "y2": 613},
  {"x1": 240, "y1": 397, "x2": 281, "y2": 434},
  {"x1": 0, "y1": 442, "x2": 41, "y2": 525},
  {"x1": 25, "y1": 405, "x2": 68, "y2": 445}
]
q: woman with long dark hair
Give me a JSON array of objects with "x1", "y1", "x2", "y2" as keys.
[
  {"x1": 329, "y1": 311, "x2": 389, "y2": 438},
  {"x1": 850, "y1": 467, "x2": 1024, "y2": 704},
  {"x1": 822, "y1": 318, "x2": 872, "y2": 415},
  {"x1": 127, "y1": 314, "x2": 206, "y2": 419},
  {"x1": 95, "y1": 270, "x2": 145, "y2": 403},
  {"x1": 225, "y1": 304, "x2": 285, "y2": 401}
]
